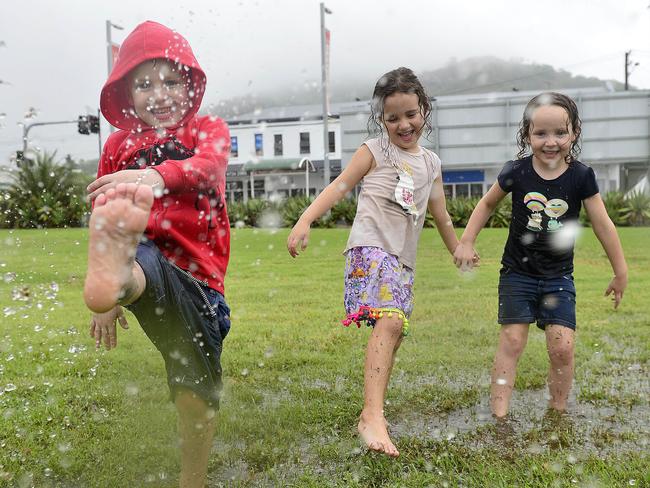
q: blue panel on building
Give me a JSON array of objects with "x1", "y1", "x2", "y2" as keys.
[{"x1": 442, "y1": 170, "x2": 484, "y2": 183}]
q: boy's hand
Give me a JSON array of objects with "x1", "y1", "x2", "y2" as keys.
[
  {"x1": 89, "y1": 306, "x2": 129, "y2": 350},
  {"x1": 453, "y1": 242, "x2": 479, "y2": 271},
  {"x1": 87, "y1": 169, "x2": 164, "y2": 201},
  {"x1": 287, "y1": 221, "x2": 311, "y2": 258},
  {"x1": 605, "y1": 274, "x2": 627, "y2": 309}
]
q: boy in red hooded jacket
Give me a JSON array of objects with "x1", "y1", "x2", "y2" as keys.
[{"x1": 83, "y1": 21, "x2": 230, "y2": 487}]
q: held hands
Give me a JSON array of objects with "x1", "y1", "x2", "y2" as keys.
[
  {"x1": 287, "y1": 220, "x2": 311, "y2": 258},
  {"x1": 453, "y1": 242, "x2": 481, "y2": 272},
  {"x1": 605, "y1": 274, "x2": 627, "y2": 309},
  {"x1": 87, "y1": 169, "x2": 164, "y2": 202},
  {"x1": 89, "y1": 306, "x2": 129, "y2": 350}
]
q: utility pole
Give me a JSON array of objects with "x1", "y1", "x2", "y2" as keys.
[
  {"x1": 105, "y1": 20, "x2": 124, "y2": 133},
  {"x1": 624, "y1": 50, "x2": 639, "y2": 91},
  {"x1": 320, "y1": 3, "x2": 332, "y2": 191},
  {"x1": 625, "y1": 50, "x2": 630, "y2": 90}
]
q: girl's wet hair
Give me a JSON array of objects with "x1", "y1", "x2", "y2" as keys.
[
  {"x1": 516, "y1": 92, "x2": 582, "y2": 160},
  {"x1": 367, "y1": 67, "x2": 433, "y2": 139}
]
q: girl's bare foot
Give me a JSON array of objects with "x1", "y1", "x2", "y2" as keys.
[
  {"x1": 84, "y1": 183, "x2": 153, "y2": 313},
  {"x1": 358, "y1": 411, "x2": 399, "y2": 457}
]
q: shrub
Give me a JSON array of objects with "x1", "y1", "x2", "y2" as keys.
[
  {"x1": 621, "y1": 190, "x2": 650, "y2": 226},
  {"x1": 329, "y1": 197, "x2": 357, "y2": 226},
  {"x1": 281, "y1": 196, "x2": 312, "y2": 227},
  {"x1": 0, "y1": 151, "x2": 91, "y2": 228},
  {"x1": 445, "y1": 197, "x2": 479, "y2": 228},
  {"x1": 601, "y1": 191, "x2": 628, "y2": 226},
  {"x1": 486, "y1": 195, "x2": 512, "y2": 228}
]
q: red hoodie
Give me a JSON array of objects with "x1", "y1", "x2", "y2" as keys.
[{"x1": 99, "y1": 21, "x2": 230, "y2": 294}]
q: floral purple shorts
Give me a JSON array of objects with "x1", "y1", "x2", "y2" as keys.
[{"x1": 342, "y1": 246, "x2": 414, "y2": 336}]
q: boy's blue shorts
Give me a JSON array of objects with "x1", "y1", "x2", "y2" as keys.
[
  {"x1": 498, "y1": 268, "x2": 576, "y2": 330},
  {"x1": 126, "y1": 240, "x2": 231, "y2": 408}
]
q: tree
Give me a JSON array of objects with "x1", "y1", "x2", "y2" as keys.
[{"x1": 0, "y1": 150, "x2": 91, "y2": 228}]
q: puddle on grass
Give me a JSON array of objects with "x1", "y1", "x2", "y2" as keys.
[{"x1": 391, "y1": 385, "x2": 650, "y2": 456}]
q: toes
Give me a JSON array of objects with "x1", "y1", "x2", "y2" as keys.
[
  {"x1": 133, "y1": 184, "x2": 154, "y2": 210},
  {"x1": 104, "y1": 188, "x2": 117, "y2": 201},
  {"x1": 94, "y1": 193, "x2": 107, "y2": 207},
  {"x1": 367, "y1": 440, "x2": 384, "y2": 453},
  {"x1": 115, "y1": 183, "x2": 129, "y2": 198}
]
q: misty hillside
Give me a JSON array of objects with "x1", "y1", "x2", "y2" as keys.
[{"x1": 209, "y1": 56, "x2": 628, "y2": 118}]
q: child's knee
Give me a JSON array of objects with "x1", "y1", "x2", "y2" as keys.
[
  {"x1": 548, "y1": 341, "x2": 574, "y2": 365},
  {"x1": 175, "y1": 388, "x2": 214, "y2": 419},
  {"x1": 500, "y1": 330, "x2": 527, "y2": 357}
]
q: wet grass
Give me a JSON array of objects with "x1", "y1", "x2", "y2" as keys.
[{"x1": 0, "y1": 227, "x2": 648, "y2": 487}]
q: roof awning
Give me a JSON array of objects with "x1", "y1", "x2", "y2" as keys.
[{"x1": 243, "y1": 158, "x2": 309, "y2": 172}]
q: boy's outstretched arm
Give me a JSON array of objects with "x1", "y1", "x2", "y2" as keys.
[
  {"x1": 427, "y1": 176, "x2": 461, "y2": 256},
  {"x1": 287, "y1": 145, "x2": 373, "y2": 257},
  {"x1": 454, "y1": 182, "x2": 508, "y2": 269},
  {"x1": 583, "y1": 193, "x2": 628, "y2": 308}
]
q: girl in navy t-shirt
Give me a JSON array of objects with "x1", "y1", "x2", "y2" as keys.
[{"x1": 454, "y1": 92, "x2": 628, "y2": 419}]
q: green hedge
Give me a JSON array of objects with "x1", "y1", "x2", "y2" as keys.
[{"x1": 229, "y1": 191, "x2": 649, "y2": 229}]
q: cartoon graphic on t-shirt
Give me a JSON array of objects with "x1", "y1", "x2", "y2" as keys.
[
  {"x1": 544, "y1": 198, "x2": 569, "y2": 231},
  {"x1": 394, "y1": 161, "x2": 418, "y2": 220},
  {"x1": 524, "y1": 192, "x2": 547, "y2": 231},
  {"x1": 523, "y1": 192, "x2": 569, "y2": 232}
]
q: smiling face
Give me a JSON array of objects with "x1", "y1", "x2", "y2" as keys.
[
  {"x1": 527, "y1": 105, "x2": 576, "y2": 169},
  {"x1": 128, "y1": 59, "x2": 190, "y2": 129},
  {"x1": 382, "y1": 92, "x2": 425, "y2": 153}
]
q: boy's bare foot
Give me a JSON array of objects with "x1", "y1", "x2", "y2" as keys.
[
  {"x1": 84, "y1": 183, "x2": 153, "y2": 313},
  {"x1": 358, "y1": 411, "x2": 399, "y2": 457}
]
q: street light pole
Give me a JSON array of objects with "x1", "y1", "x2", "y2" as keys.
[
  {"x1": 299, "y1": 157, "x2": 314, "y2": 197},
  {"x1": 21, "y1": 120, "x2": 78, "y2": 164},
  {"x1": 320, "y1": 3, "x2": 332, "y2": 191}
]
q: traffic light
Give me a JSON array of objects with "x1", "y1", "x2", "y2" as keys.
[
  {"x1": 78, "y1": 115, "x2": 100, "y2": 135},
  {"x1": 78, "y1": 115, "x2": 90, "y2": 135},
  {"x1": 88, "y1": 115, "x2": 100, "y2": 134}
]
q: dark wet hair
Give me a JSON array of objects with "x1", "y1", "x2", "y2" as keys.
[
  {"x1": 516, "y1": 92, "x2": 582, "y2": 161},
  {"x1": 367, "y1": 67, "x2": 433, "y2": 139}
]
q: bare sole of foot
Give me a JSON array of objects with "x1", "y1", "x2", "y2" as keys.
[
  {"x1": 358, "y1": 415, "x2": 399, "y2": 458},
  {"x1": 84, "y1": 183, "x2": 153, "y2": 313}
]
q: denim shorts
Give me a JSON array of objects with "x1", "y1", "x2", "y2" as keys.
[
  {"x1": 498, "y1": 268, "x2": 576, "y2": 330},
  {"x1": 126, "y1": 240, "x2": 231, "y2": 408}
]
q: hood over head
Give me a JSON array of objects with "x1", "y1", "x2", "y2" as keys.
[{"x1": 100, "y1": 21, "x2": 206, "y2": 131}]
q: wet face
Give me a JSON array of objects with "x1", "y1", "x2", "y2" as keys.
[
  {"x1": 128, "y1": 59, "x2": 190, "y2": 129},
  {"x1": 382, "y1": 92, "x2": 424, "y2": 153},
  {"x1": 528, "y1": 105, "x2": 576, "y2": 169}
]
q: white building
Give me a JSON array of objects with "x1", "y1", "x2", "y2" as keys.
[
  {"x1": 225, "y1": 88, "x2": 650, "y2": 202},
  {"x1": 225, "y1": 104, "x2": 342, "y2": 202}
]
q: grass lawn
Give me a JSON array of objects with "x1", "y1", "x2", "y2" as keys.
[{"x1": 0, "y1": 227, "x2": 648, "y2": 487}]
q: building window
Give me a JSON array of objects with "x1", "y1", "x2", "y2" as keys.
[
  {"x1": 442, "y1": 170, "x2": 485, "y2": 199},
  {"x1": 455, "y1": 184, "x2": 469, "y2": 198},
  {"x1": 470, "y1": 183, "x2": 483, "y2": 198},
  {"x1": 443, "y1": 182, "x2": 485, "y2": 198},
  {"x1": 299, "y1": 132, "x2": 310, "y2": 154},
  {"x1": 248, "y1": 179, "x2": 265, "y2": 199},
  {"x1": 274, "y1": 134, "x2": 283, "y2": 156},
  {"x1": 225, "y1": 180, "x2": 244, "y2": 202},
  {"x1": 328, "y1": 131, "x2": 335, "y2": 153},
  {"x1": 230, "y1": 136, "x2": 238, "y2": 158},
  {"x1": 254, "y1": 133, "x2": 263, "y2": 156}
]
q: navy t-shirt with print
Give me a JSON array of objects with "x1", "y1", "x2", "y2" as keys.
[{"x1": 497, "y1": 156, "x2": 599, "y2": 278}]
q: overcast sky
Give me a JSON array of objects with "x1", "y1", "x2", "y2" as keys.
[{"x1": 1, "y1": 0, "x2": 649, "y2": 164}]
